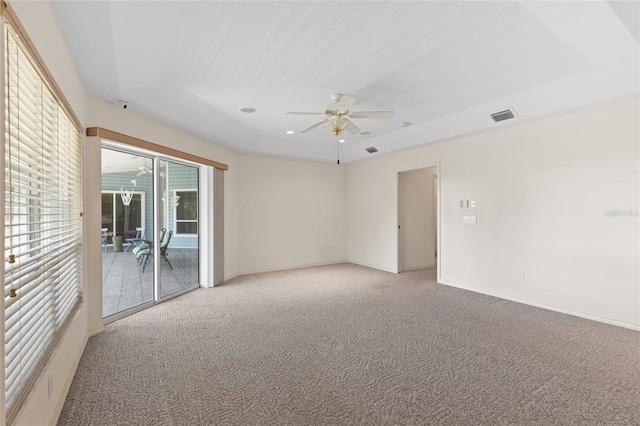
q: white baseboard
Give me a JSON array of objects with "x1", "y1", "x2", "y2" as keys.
[
  {"x1": 400, "y1": 262, "x2": 435, "y2": 272},
  {"x1": 51, "y1": 328, "x2": 89, "y2": 425},
  {"x1": 347, "y1": 259, "x2": 397, "y2": 274},
  {"x1": 439, "y1": 278, "x2": 640, "y2": 331},
  {"x1": 234, "y1": 259, "x2": 348, "y2": 278},
  {"x1": 87, "y1": 324, "x2": 105, "y2": 337},
  {"x1": 223, "y1": 272, "x2": 238, "y2": 283}
]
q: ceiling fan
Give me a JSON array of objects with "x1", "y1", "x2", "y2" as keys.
[
  {"x1": 132, "y1": 157, "x2": 165, "y2": 177},
  {"x1": 136, "y1": 165, "x2": 152, "y2": 176},
  {"x1": 286, "y1": 93, "x2": 394, "y2": 136}
]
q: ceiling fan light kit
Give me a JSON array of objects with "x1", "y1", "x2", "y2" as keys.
[
  {"x1": 287, "y1": 93, "x2": 394, "y2": 137},
  {"x1": 286, "y1": 93, "x2": 394, "y2": 165}
]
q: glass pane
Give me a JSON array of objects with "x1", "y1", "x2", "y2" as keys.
[
  {"x1": 176, "y1": 191, "x2": 198, "y2": 221},
  {"x1": 177, "y1": 222, "x2": 198, "y2": 234},
  {"x1": 115, "y1": 193, "x2": 142, "y2": 240},
  {"x1": 101, "y1": 194, "x2": 114, "y2": 244},
  {"x1": 101, "y1": 148, "x2": 154, "y2": 318},
  {"x1": 158, "y1": 160, "x2": 199, "y2": 298}
]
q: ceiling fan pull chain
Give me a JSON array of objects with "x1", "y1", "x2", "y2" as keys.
[{"x1": 337, "y1": 140, "x2": 340, "y2": 165}]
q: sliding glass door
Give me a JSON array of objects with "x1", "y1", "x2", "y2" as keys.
[
  {"x1": 158, "y1": 160, "x2": 199, "y2": 299},
  {"x1": 101, "y1": 147, "x2": 200, "y2": 320},
  {"x1": 101, "y1": 148, "x2": 155, "y2": 317}
]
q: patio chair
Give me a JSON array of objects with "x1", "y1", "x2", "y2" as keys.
[
  {"x1": 124, "y1": 227, "x2": 145, "y2": 252},
  {"x1": 101, "y1": 228, "x2": 109, "y2": 253},
  {"x1": 158, "y1": 229, "x2": 174, "y2": 270},
  {"x1": 132, "y1": 228, "x2": 164, "y2": 267},
  {"x1": 142, "y1": 229, "x2": 173, "y2": 273},
  {"x1": 137, "y1": 228, "x2": 174, "y2": 273}
]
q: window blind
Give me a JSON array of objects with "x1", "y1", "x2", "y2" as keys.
[{"x1": 4, "y1": 20, "x2": 82, "y2": 420}]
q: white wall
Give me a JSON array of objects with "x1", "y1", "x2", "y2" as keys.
[
  {"x1": 7, "y1": 2, "x2": 88, "y2": 425},
  {"x1": 349, "y1": 98, "x2": 639, "y2": 329},
  {"x1": 237, "y1": 154, "x2": 348, "y2": 274}
]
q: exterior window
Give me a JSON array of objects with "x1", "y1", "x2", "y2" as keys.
[
  {"x1": 3, "y1": 20, "x2": 82, "y2": 420},
  {"x1": 101, "y1": 191, "x2": 145, "y2": 242},
  {"x1": 175, "y1": 190, "x2": 198, "y2": 235}
]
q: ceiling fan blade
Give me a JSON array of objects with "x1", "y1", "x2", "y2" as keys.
[
  {"x1": 349, "y1": 111, "x2": 394, "y2": 119},
  {"x1": 343, "y1": 118, "x2": 361, "y2": 135},
  {"x1": 285, "y1": 111, "x2": 326, "y2": 115},
  {"x1": 299, "y1": 120, "x2": 327, "y2": 133}
]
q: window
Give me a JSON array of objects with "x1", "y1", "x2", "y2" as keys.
[
  {"x1": 101, "y1": 191, "x2": 145, "y2": 242},
  {"x1": 3, "y1": 18, "x2": 82, "y2": 421},
  {"x1": 175, "y1": 190, "x2": 197, "y2": 235}
]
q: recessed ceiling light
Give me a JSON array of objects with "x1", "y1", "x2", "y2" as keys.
[
  {"x1": 286, "y1": 130, "x2": 295, "y2": 135},
  {"x1": 338, "y1": 139, "x2": 346, "y2": 143},
  {"x1": 401, "y1": 122, "x2": 412, "y2": 127},
  {"x1": 240, "y1": 107, "x2": 256, "y2": 113},
  {"x1": 359, "y1": 131, "x2": 371, "y2": 135}
]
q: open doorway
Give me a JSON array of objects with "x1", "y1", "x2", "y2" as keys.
[{"x1": 398, "y1": 166, "x2": 439, "y2": 273}]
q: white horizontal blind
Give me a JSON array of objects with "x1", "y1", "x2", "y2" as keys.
[{"x1": 4, "y1": 21, "x2": 82, "y2": 419}]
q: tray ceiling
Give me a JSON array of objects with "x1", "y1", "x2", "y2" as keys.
[{"x1": 51, "y1": 1, "x2": 639, "y2": 163}]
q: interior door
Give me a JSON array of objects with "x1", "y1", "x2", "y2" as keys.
[{"x1": 399, "y1": 167, "x2": 436, "y2": 272}]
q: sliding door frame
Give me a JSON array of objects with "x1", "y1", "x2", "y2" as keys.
[
  {"x1": 100, "y1": 142, "x2": 205, "y2": 322},
  {"x1": 155, "y1": 156, "x2": 201, "y2": 303},
  {"x1": 93, "y1": 127, "x2": 226, "y2": 323}
]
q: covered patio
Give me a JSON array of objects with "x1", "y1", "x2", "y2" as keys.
[{"x1": 102, "y1": 247, "x2": 199, "y2": 317}]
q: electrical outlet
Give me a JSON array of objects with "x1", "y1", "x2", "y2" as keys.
[
  {"x1": 463, "y1": 216, "x2": 477, "y2": 224},
  {"x1": 249, "y1": 250, "x2": 255, "y2": 258},
  {"x1": 48, "y1": 374, "x2": 53, "y2": 399},
  {"x1": 516, "y1": 269, "x2": 524, "y2": 279}
]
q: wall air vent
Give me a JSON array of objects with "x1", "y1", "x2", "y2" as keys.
[
  {"x1": 366, "y1": 147, "x2": 378, "y2": 154},
  {"x1": 491, "y1": 108, "x2": 516, "y2": 122}
]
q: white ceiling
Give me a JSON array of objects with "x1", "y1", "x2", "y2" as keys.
[{"x1": 51, "y1": 1, "x2": 639, "y2": 164}]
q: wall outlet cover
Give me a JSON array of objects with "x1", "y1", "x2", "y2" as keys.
[{"x1": 463, "y1": 216, "x2": 477, "y2": 224}]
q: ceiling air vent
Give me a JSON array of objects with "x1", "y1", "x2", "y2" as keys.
[
  {"x1": 491, "y1": 108, "x2": 516, "y2": 122},
  {"x1": 366, "y1": 147, "x2": 378, "y2": 154}
]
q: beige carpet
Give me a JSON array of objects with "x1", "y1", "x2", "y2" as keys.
[{"x1": 59, "y1": 263, "x2": 640, "y2": 425}]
